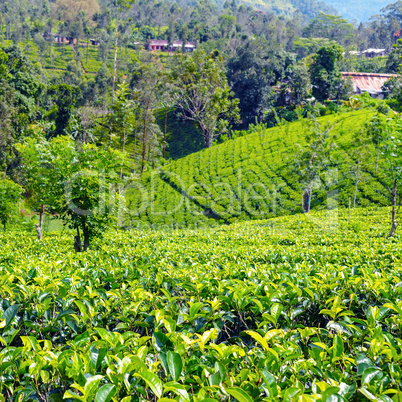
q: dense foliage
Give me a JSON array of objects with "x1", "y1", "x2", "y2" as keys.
[
  {"x1": 0, "y1": 208, "x2": 401, "y2": 401},
  {"x1": 0, "y1": 2, "x2": 402, "y2": 401}
]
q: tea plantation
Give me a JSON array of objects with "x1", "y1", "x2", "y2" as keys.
[
  {"x1": 1, "y1": 207, "x2": 401, "y2": 401},
  {"x1": 125, "y1": 109, "x2": 392, "y2": 230}
]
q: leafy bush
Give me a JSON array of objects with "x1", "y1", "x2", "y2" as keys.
[{"x1": 0, "y1": 207, "x2": 401, "y2": 400}]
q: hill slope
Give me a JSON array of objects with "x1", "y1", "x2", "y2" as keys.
[
  {"x1": 236, "y1": 0, "x2": 392, "y2": 20},
  {"x1": 124, "y1": 109, "x2": 393, "y2": 229},
  {"x1": 323, "y1": 0, "x2": 393, "y2": 21},
  {"x1": 226, "y1": 0, "x2": 336, "y2": 17}
]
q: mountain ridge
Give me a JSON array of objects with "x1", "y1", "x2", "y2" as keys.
[{"x1": 323, "y1": 0, "x2": 394, "y2": 21}]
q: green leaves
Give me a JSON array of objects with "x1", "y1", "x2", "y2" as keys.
[
  {"x1": 95, "y1": 384, "x2": 116, "y2": 402},
  {"x1": 167, "y1": 351, "x2": 183, "y2": 382},
  {"x1": 225, "y1": 387, "x2": 253, "y2": 402},
  {"x1": 332, "y1": 335, "x2": 344, "y2": 360},
  {"x1": 244, "y1": 329, "x2": 281, "y2": 357},
  {"x1": 244, "y1": 330, "x2": 269, "y2": 351},
  {"x1": 261, "y1": 370, "x2": 278, "y2": 398},
  {"x1": 55, "y1": 309, "x2": 75, "y2": 321},
  {"x1": 0, "y1": 205, "x2": 401, "y2": 401},
  {"x1": 90, "y1": 347, "x2": 107, "y2": 370},
  {"x1": 135, "y1": 370, "x2": 164, "y2": 399},
  {"x1": 2, "y1": 304, "x2": 19, "y2": 328}
]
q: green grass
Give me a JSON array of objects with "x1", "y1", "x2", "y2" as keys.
[
  {"x1": 125, "y1": 108, "x2": 391, "y2": 229},
  {"x1": 0, "y1": 207, "x2": 401, "y2": 400}
]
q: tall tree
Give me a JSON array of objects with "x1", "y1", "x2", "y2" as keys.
[
  {"x1": 294, "y1": 115, "x2": 334, "y2": 213},
  {"x1": 0, "y1": 45, "x2": 41, "y2": 172},
  {"x1": 309, "y1": 43, "x2": 343, "y2": 103},
  {"x1": 18, "y1": 136, "x2": 125, "y2": 251},
  {"x1": 304, "y1": 13, "x2": 355, "y2": 47},
  {"x1": 287, "y1": 61, "x2": 311, "y2": 106},
  {"x1": 227, "y1": 39, "x2": 294, "y2": 126},
  {"x1": 131, "y1": 61, "x2": 164, "y2": 171},
  {"x1": 106, "y1": 0, "x2": 136, "y2": 109},
  {"x1": 51, "y1": 0, "x2": 100, "y2": 43},
  {"x1": 382, "y1": 117, "x2": 402, "y2": 237},
  {"x1": 171, "y1": 50, "x2": 239, "y2": 148},
  {"x1": 386, "y1": 39, "x2": 402, "y2": 73},
  {"x1": 110, "y1": 82, "x2": 136, "y2": 173},
  {"x1": 47, "y1": 84, "x2": 82, "y2": 137}
]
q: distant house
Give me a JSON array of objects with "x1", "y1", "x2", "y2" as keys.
[
  {"x1": 90, "y1": 39, "x2": 100, "y2": 46},
  {"x1": 348, "y1": 50, "x2": 361, "y2": 56},
  {"x1": 394, "y1": 29, "x2": 402, "y2": 43},
  {"x1": 347, "y1": 49, "x2": 388, "y2": 58},
  {"x1": 341, "y1": 72, "x2": 396, "y2": 99},
  {"x1": 146, "y1": 39, "x2": 196, "y2": 52},
  {"x1": 44, "y1": 33, "x2": 76, "y2": 45},
  {"x1": 361, "y1": 48, "x2": 387, "y2": 58}
]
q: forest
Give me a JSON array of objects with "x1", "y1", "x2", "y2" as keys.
[{"x1": 1, "y1": 0, "x2": 402, "y2": 401}]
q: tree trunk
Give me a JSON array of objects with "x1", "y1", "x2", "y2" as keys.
[
  {"x1": 109, "y1": 28, "x2": 119, "y2": 142},
  {"x1": 353, "y1": 179, "x2": 359, "y2": 208},
  {"x1": 204, "y1": 131, "x2": 213, "y2": 148},
  {"x1": 163, "y1": 107, "x2": 168, "y2": 158},
  {"x1": 111, "y1": 28, "x2": 118, "y2": 105},
  {"x1": 35, "y1": 204, "x2": 46, "y2": 240},
  {"x1": 133, "y1": 128, "x2": 137, "y2": 161},
  {"x1": 120, "y1": 128, "x2": 126, "y2": 180},
  {"x1": 74, "y1": 227, "x2": 82, "y2": 252},
  {"x1": 83, "y1": 224, "x2": 90, "y2": 252},
  {"x1": 141, "y1": 116, "x2": 147, "y2": 173},
  {"x1": 388, "y1": 179, "x2": 398, "y2": 238},
  {"x1": 303, "y1": 190, "x2": 311, "y2": 213},
  {"x1": 348, "y1": 197, "x2": 351, "y2": 222}
]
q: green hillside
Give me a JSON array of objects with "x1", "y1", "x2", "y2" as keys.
[
  {"x1": 212, "y1": 0, "x2": 337, "y2": 16},
  {"x1": 124, "y1": 109, "x2": 393, "y2": 229},
  {"x1": 8, "y1": 40, "x2": 137, "y2": 78},
  {"x1": 238, "y1": 0, "x2": 295, "y2": 15}
]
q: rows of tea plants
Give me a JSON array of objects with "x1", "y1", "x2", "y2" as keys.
[
  {"x1": 6, "y1": 40, "x2": 136, "y2": 76},
  {"x1": 1, "y1": 207, "x2": 401, "y2": 401},
  {"x1": 125, "y1": 109, "x2": 392, "y2": 229}
]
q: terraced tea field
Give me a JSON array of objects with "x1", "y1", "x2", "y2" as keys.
[
  {"x1": 0, "y1": 207, "x2": 401, "y2": 401},
  {"x1": 126, "y1": 109, "x2": 393, "y2": 230}
]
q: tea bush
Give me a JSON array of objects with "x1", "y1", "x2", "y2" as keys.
[{"x1": 1, "y1": 207, "x2": 401, "y2": 401}]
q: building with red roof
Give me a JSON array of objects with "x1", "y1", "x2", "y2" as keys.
[{"x1": 341, "y1": 72, "x2": 396, "y2": 99}]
